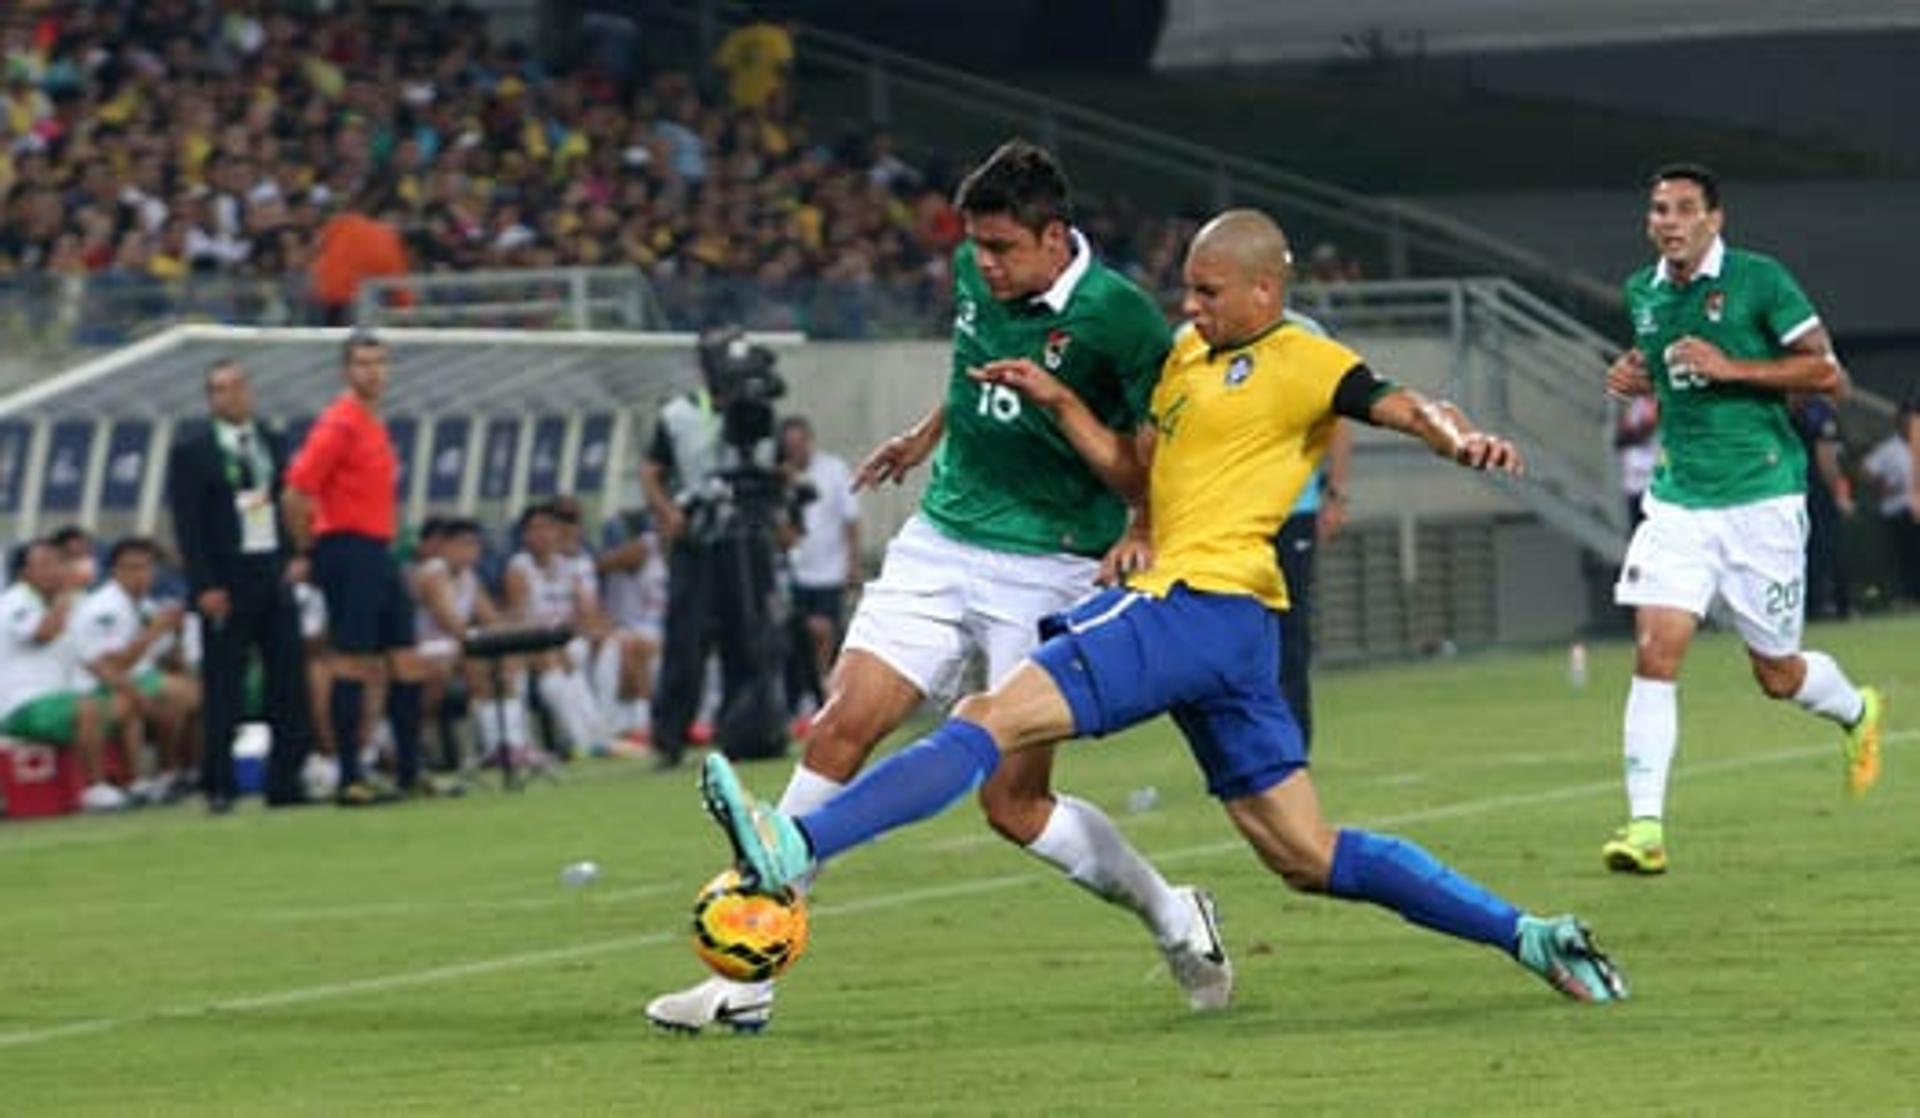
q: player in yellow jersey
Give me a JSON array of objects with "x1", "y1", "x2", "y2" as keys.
[{"x1": 698, "y1": 210, "x2": 1629, "y2": 1006}]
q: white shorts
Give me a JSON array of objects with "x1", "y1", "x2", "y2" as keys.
[
  {"x1": 1615, "y1": 492, "x2": 1808, "y2": 657},
  {"x1": 843, "y1": 515, "x2": 1101, "y2": 701}
]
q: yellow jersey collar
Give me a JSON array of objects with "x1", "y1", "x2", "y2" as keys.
[{"x1": 1205, "y1": 315, "x2": 1289, "y2": 362}]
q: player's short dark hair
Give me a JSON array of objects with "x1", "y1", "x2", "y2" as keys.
[
  {"x1": 49, "y1": 524, "x2": 90, "y2": 551},
  {"x1": 954, "y1": 139, "x2": 1072, "y2": 236},
  {"x1": 548, "y1": 496, "x2": 582, "y2": 524},
  {"x1": 442, "y1": 517, "x2": 484, "y2": 539},
  {"x1": 108, "y1": 536, "x2": 159, "y2": 567},
  {"x1": 519, "y1": 502, "x2": 560, "y2": 531},
  {"x1": 779, "y1": 414, "x2": 812, "y2": 437},
  {"x1": 1650, "y1": 162, "x2": 1721, "y2": 210},
  {"x1": 417, "y1": 516, "x2": 449, "y2": 542},
  {"x1": 343, "y1": 329, "x2": 384, "y2": 366}
]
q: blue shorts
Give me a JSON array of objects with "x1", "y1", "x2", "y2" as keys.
[
  {"x1": 1032, "y1": 585, "x2": 1306, "y2": 800},
  {"x1": 312, "y1": 533, "x2": 415, "y2": 654}
]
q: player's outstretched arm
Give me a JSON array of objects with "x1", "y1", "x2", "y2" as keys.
[
  {"x1": 971, "y1": 359, "x2": 1148, "y2": 501},
  {"x1": 853, "y1": 404, "x2": 945, "y2": 491},
  {"x1": 1367, "y1": 388, "x2": 1526, "y2": 476}
]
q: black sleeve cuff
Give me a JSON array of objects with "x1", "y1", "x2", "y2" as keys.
[{"x1": 1332, "y1": 364, "x2": 1395, "y2": 424}]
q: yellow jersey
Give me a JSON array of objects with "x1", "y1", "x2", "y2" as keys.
[{"x1": 1130, "y1": 321, "x2": 1366, "y2": 611}]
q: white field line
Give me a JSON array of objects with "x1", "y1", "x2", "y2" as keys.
[{"x1": 1, "y1": 729, "x2": 1908, "y2": 1053}]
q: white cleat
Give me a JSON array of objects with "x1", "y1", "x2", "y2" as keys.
[
  {"x1": 645, "y1": 975, "x2": 774, "y2": 1035},
  {"x1": 1161, "y1": 886, "x2": 1233, "y2": 1011},
  {"x1": 80, "y1": 782, "x2": 130, "y2": 813}
]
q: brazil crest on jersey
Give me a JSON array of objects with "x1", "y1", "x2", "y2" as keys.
[
  {"x1": 1624, "y1": 238, "x2": 1820, "y2": 508},
  {"x1": 920, "y1": 235, "x2": 1172, "y2": 557}
]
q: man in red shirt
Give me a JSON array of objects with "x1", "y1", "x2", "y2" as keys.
[{"x1": 284, "y1": 333, "x2": 426, "y2": 804}]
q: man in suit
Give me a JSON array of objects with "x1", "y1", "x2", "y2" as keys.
[{"x1": 168, "y1": 359, "x2": 316, "y2": 811}]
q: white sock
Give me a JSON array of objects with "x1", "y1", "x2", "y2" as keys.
[
  {"x1": 592, "y1": 641, "x2": 624, "y2": 722},
  {"x1": 564, "y1": 670, "x2": 607, "y2": 745},
  {"x1": 474, "y1": 699, "x2": 503, "y2": 758},
  {"x1": 1793, "y1": 650, "x2": 1866, "y2": 726},
  {"x1": 1624, "y1": 676, "x2": 1679, "y2": 820},
  {"x1": 1026, "y1": 794, "x2": 1188, "y2": 945},
  {"x1": 777, "y1": 765, "x2": 845, "y2": 898},
  {"x1": 502, "y1": 693, "x2": 530, "y2": 748},
  {"x1": 538, "y1": 669, "x2": 596, "y2": 749},
  {"x1": 623, "y1": 698, "x2": 651, "y2": 734}
]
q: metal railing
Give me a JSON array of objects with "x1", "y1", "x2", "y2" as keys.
[
  {"x1": 355, "y1": 267, "x2": 668, "y2": 332},
  {"x1": 646, "y1": 1, "x2": 1623, "y2": 324}
]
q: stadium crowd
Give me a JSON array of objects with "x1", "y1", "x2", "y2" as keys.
[{"x1": 0, "y1": 1, "x2": 1317, "y2": 337}]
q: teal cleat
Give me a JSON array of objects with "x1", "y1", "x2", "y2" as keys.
[
  {"x1": 1515, "y1": 915, "x2": 1629, "y2": 1003},
  {"x1": 700, "y1": 753, "x2": 814, "y2": 892}
]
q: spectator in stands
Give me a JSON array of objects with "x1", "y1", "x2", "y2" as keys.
[
  {"x1": 1861, "y1": 399, "x2": 1919, "y2": 604},
  {"x1": 504, "y1": 501, "x2": 608, "y2": 757},
  {"x1": 712, "y1": 19, "x2": 795, "y2": 116},
  {"x1": 777, "y1": 415, "x2": 859, "y2": 721},
  {"x1": 69, "y1": 536, "x2": 198, "y2": 806},
  {"x1": 0, "y1": 539, "x2": 127, "y2": 811},
  {"x1": 285, "y1": 332, "x2": 427, "y2": 805},
  {"x1": 170, "y1": 359, "x2": 316, "y2": 810},
  {"x1": 308, "y1": 189, "x2": 411, "y2": 326}
]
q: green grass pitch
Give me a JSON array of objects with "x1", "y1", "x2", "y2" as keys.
[{"x1": 3, "y1": 617, "x2": 1916, "y2": 1115}]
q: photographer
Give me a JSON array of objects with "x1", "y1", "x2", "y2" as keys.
[{"x1": 641, "y1": 328, "x2": 795, "y2": 767}]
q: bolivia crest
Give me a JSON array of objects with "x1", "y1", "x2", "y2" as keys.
[
  {"x1": 1043, "y1": 329, "x2": 1072, "y2": 370},
  {"x1": 1704, "y1": 290, "x2": 1725, "y2": 323}
]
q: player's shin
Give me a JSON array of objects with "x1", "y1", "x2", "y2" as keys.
[
  {"x1": 1624, "y1": 676, "x2": 1678, "y2": 819},
  {"x1": 798, "y1": 718, "x2": 1001, "y2": 862},
  {"x1": 1792, "y1": 650, "x2": 1865, "y2": 725},
  {"x1": 1326, "y1": 829, "x2": 1522, "y2": 952}
]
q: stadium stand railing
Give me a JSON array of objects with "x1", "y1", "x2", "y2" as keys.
[
  {"x1": 646, "y1": 1, "x2": 1624, "y2": 324},
  {"x1": 354, "y1": 268, "x2": 670, "y2": 332}
]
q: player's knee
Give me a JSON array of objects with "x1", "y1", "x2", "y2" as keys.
[
  {"x1": 977, "y1": 781, "x2": 1049, "y2": 846},
  {"x1": 1632, "y1": 640, "x2": 1683, "y2": 681},
  {"x1": 800, "y1": 704, "x2": 877, "y2": 783}
]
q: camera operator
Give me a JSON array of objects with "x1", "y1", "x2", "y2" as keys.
[{"x1": 640, "y1": 328, "x2": 795, "y2": 768}]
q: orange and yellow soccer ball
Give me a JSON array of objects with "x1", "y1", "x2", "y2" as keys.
[{"x1": 691, "y1": 869, "x2": 810, "y2": 982}]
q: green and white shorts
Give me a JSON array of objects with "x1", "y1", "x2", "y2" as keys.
[{"x1": 1615, "y1": 492, "x2": 1808, "y2": 657}]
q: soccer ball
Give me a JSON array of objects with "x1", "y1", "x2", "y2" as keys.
[{"x1": 691, "y1": 869, "x2": 810, "y2": 982}]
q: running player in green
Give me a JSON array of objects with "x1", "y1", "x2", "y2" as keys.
[
  {"x1": 1601, "y1": 163, "x2": 1886, "y2": 875},
  {"x1": 647, "y1": 140, "x2": 1230, "y2": 1033}
]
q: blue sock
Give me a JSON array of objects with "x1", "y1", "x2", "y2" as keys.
[
  {"x1": 798, "y1": 719, "x2": 1002, "y2": 862},
  {"x1": 1326, "y1": 829, "x2": 1521, "y2": 953},
  {"x1": 331, "y1": 678, "x2": 365, "y2": 786}
]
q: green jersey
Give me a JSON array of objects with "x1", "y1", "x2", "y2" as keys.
[
  {"x1": 920, "y1": 236, "x2": 1172, "y2": 557},
  {"x1": 1624, "y1": 239, "x2": 1821, "y2": 508}
]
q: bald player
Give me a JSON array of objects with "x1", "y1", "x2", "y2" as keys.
[{"x1": 696, "y1": 209, "x2": 1631, "y2": 1010}]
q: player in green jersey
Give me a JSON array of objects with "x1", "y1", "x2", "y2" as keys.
[
  {"x1": 1601, "y1": 163, "x2": 1886, "y2": 875},
  {"x1": 648, "y1": 141, "x2": 1230, "y2": 1033}
]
